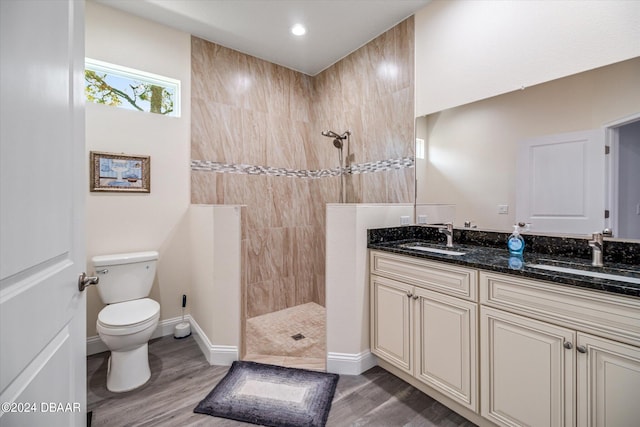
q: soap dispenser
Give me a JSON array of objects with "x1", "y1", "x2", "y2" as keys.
[{"x1": 507, "y1": 223, "x2": 525, "y2": 256}]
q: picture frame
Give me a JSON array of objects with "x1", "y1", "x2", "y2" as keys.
[{"x1": 90, "y1": 151, "x2": 150, "y2": 193}]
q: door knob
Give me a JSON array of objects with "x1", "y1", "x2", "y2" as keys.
[{"x1": 78, "y1": 272, "x2": 99, "y2": 292}]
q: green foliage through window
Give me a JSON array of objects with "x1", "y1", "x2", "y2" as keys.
[{"x1": 85, "y1": 59, "x2": 180, "y2": 117}]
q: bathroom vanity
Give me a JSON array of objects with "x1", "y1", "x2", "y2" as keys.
[{"x1": 368, "y1": 226, "x2": 640, "y2": 427}]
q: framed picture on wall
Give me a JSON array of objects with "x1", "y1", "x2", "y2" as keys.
[{"x1": 90, "y1": 151, "x2": 150, "y2": 193}]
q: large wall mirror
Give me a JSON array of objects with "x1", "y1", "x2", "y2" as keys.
[{"x1": 415, "y1": 57, "x2": 640, "y2": 240}]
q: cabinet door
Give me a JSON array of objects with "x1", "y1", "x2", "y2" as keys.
[
  {"x1": 370, "y1": 275, "x2": 413, "y2": 373},
  {"x1": 577, "y1": 333, "x2": 640, "y2": 427},
  {"x1": 481, "y1": 307, "x2": 575, "y2": 427},
  {"x1": 414, "y1": 287, "x2": 478, "y2": 411}
]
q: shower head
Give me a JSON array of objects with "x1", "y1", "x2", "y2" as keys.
[
  {"x1": 322, "y1": 130, "x2": 351, "y2": 148},
  {"x1": 322, "y1": 130, "x2": 342, "y2": 139},
  {"x1": 322, "y1": 129, "x2": 350, "y2": 150}
]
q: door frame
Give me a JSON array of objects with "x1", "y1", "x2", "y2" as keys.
[{"x1": 604, "y1": 112, "x2": 640, "y2": 237}]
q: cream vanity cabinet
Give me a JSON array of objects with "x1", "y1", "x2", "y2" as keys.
[
  {"x1": 480, "y1": 272, "x2": 640, "y2": 427},
  {"x1": 369, "y1": 250, "x2": 479, "y2": 411}
]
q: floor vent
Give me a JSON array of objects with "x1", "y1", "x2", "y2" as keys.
[{"x1": 291, "y1": 333, "x2": 305, "y2": 341}]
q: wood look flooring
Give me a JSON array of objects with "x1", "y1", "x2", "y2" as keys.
[{"x1": 87, "y1": 336, "x2": 476, "y2": 426}]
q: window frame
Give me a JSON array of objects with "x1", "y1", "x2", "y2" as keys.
[{"x1": 84, "y1": 58, "x2": 181, "y2": 117}]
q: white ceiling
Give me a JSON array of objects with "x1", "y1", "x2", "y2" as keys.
[{"x1": 94, "y1": 0, "x2": 431, "y2": 76}]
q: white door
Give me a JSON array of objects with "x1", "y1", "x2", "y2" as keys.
[
  {"x1": 516, "y1": 129, "x2": 605, "y2": 235},
  {"x1": 0, "y1": 1, "x2": 86, "y2": 426}
]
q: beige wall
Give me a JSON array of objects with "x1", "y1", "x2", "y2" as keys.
[
  {"x1": 191, "y1": 17, "x2": 415, "y2": 321},
  {"x1": 415, "y1": 0, "x2": 640, "y2": 116},
  {"x1": 416, "y1": 58, "x2": 640, "y2": 231},
  {"x1": 85, "y1": 2, "x2": 191, "y2": 336}
]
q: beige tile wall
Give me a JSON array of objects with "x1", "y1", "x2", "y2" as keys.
[{"x1": 191, "y1": 17, "x2": 415, "y2": 322}]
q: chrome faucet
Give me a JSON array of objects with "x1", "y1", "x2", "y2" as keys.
[
  {"x1": 439, "y1": 222, "x2": 454, "y2": 248},
  {"x1": 588, "y1": 232, "x2": 604, "y2": 267}
]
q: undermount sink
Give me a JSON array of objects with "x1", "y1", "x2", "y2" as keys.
[
  {"x1": 400, "y1": 244, "x2": 466, "y2": 256},
  {"x1": 528, "y1": 263, "x2": 640, "y2": 285}
]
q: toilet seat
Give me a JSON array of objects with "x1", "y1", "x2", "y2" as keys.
[{"x1": 97, "y1": 298, "x2": 160, "y2": 336}]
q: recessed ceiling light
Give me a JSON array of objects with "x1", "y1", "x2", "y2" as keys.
[{"x1": 291, "y1": 24, "x2": 306, "y2": 36}]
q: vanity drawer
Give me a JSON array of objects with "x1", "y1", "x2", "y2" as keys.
[
  {"x1": 480, "y1": 271, "x2": 640, "y2": 347},
  {"x1": 370, "y1": 250, "x2": 477, "y2": 301}
]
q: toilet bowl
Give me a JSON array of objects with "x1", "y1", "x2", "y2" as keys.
[
  {"x1": 92, "y1": 251, "x2": 160, "y2": 393},
  {"x1": 97, "y1": 298, "x2": 160, "y2": 392}
]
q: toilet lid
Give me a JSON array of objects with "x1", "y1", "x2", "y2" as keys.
[{"x1": 98, "y1": 298, "x2": 159, "y2": 327}]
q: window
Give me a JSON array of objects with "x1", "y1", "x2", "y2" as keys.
[{"x1": 85, "y1": 58, "x2": 180, "y2": 117}]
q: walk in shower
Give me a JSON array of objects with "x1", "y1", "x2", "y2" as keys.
[
  {"x1": 191, "y1": 15, "x2": 415, "y2": 376},
  {"x1": 242, "y1": 130, "x2": 353, "y2": 371}
]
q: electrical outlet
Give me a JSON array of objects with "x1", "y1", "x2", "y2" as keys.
[
  {"x1": 497, "y1": 204, "x2": 509, "y2": 214},
  {"x1": 400, "y1": 215, "x2": 410, "y2": 225},
  {"x1": 417, "y1": 214, "x2": 428, "y2": 224}
]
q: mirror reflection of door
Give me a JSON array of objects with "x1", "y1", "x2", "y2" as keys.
[
  {"x1": 515, "y1": 129, "x2": 605, "y2": 235},
  {"x1": 514, "y1": 116, "x2": 640, "y2": 238}
]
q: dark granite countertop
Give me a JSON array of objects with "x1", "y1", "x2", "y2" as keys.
[{"x1": 368, "y1": 226, "x2": 640, "y2": 299}]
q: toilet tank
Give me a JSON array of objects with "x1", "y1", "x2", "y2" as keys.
[{"x1": 92, "y1": 251, "x2": 158, "y2": 304}]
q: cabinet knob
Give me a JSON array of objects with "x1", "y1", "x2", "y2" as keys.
[
  {"x1": 412, "y1": 295, "x2": 419, "y2": 300},
  {"x1": 563, "y1": 341, "x2": 573, "y2": 350},
  {"x1": 577, "y1": 345, "x2": 587, "y2": 354},
  {"x1": 406, "y1": 291, "x2": 412, "y2": 298}
]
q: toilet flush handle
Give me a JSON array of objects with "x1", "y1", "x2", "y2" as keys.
[{"x1": 78, "y1": 272, "x2": 99, "y2": 292}]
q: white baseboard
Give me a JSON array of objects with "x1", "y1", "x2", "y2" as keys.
[
  {"x1": 189, "y1": 316, "x2": 238, "y2": 366},
  {"x1": 86, "y1": 316, "x2": 189, "y2": 356},
  {"x1": 87, "y1": 315, "x2": 239, "y2": 365},
  {"x1": 327, "y1": 350, "x2": 378, "y2": 375}
]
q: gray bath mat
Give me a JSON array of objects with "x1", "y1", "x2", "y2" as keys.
[{"x1": 194, "y1": 360, "x2": 339, "y2": 427}]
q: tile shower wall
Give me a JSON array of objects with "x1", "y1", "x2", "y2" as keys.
[{"x1": 191, "y1": 17, "x2": 415, "y2": 321}]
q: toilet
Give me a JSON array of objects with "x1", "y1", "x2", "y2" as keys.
[{"x1": 92, "y1": 251, "x2": 160, "y2": 392}]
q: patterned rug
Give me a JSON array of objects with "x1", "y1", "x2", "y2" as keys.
[{"x1": 194, "y1": 361, "x2": 339, "y2": 427}]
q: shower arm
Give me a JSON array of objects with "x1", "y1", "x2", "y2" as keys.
[{"x1": 322, "y1": 130, "x2": 350, "y2": 140}]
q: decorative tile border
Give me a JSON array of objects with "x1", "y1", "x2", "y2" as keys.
[
  {"x1": 349, "y1": 157, "x2": 414, "y2": 174},
  {"x1": 191, "y1": 157, "x2": 414, "y2": 179}
]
